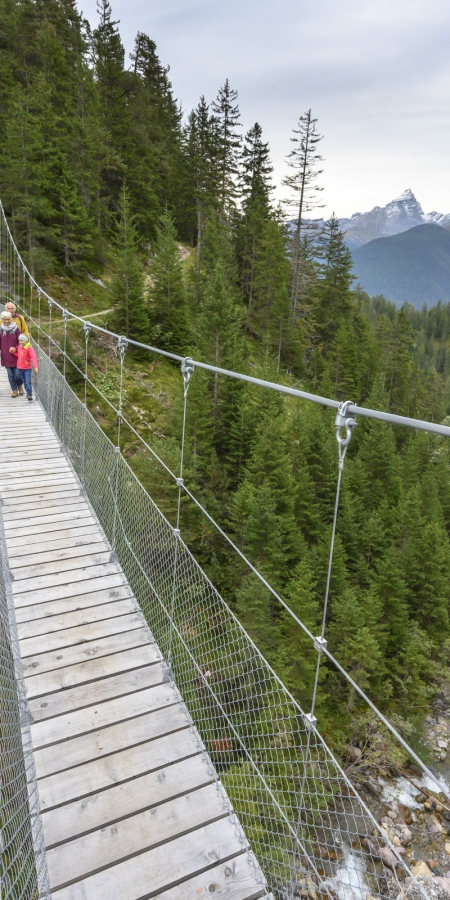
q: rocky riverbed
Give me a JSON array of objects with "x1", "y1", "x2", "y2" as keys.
[{"x1": 346, "y1": 697, "x2": 450, "y2": 899}]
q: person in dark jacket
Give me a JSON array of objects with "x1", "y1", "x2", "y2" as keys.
[
  {"x1": 0, "y1": 310, "x2": 23, "y2": 397},
  {"x1": 5, "y1": 301, "x2": 29, "y2": 338}
]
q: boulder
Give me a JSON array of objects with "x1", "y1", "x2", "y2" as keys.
[
  {"x1": 433, "y1": 876, "x2": 450, "y2": 896},
  {"x1": 399, "y1": 803, "x2": 415, "y2": 825},
  {"x1": 411, "y1": 861, "x2": 432, "y2": 879},
  {"x1": 347, "y1": 745, "x2": 362, "y2": 763},
  {"x1": 429, "y1": 816, "x2": 446, "y2": 835},
  {"x1": 400, "y1": 826, "x2": 413, "y2": 846},
  {"x1": 379, "y1": 847, "x2": 398, "y2": 870}
]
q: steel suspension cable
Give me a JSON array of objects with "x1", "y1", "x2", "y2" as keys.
[
  {"x1": 168, "y1": 358, "x2": 194, "y2": 667},
  {"x1": 111, "y1": 335, "x2": 128, "y2": 556}
]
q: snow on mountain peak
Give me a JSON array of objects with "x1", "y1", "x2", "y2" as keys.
[
  {"x1": 339, "y1": 190, "x2": 449, "y2": 249},
  {"x1": 391, "y1": 188, "x2": 416, "y2": 203}
]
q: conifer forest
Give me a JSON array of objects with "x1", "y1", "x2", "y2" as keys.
[{"x1": 3, "y1": 0, "x2": 450, "y2": 758}]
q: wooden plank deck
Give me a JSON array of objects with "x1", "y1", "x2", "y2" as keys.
[{"x1": 0, "y1": 381, "x2": 270, "y2": 900}]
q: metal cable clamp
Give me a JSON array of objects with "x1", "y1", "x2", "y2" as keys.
[
  {"x1": 335, "y1": 399, "x2": 357, "y2": 464},
  {"x1": 117, "y1": 334, "x2": 128, "y2": 361},
  {"x1": 181, "y1": 357, "x2": 194, "y2": 392}
]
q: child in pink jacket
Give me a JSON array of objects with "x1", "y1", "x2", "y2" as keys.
[{"x1": 12, "y1": 333, "x2": 38, "y2": 400}]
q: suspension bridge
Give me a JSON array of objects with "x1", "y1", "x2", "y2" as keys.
[{"x1": 1, "y1": 200, "x2": 450, "y2": 900}]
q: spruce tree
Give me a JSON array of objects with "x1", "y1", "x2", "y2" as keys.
[
  {"x1": 180, "y1": 97, "x2": 220, "y2": 275},
  {"x1": 211, "y1": 79, "x2": 242, "y2": 219},
  {"x1": 110, "y1": 185, "x2": 149, "y2": 341},
  {"x1": 237, "y1": 123, "x2": 273, "y2": 308},
  {"x1": 148, "y1": 209, "x2": 190, "y2": 353},
  {"x1": 128, "y1": 32, "x2": 182, "y2": 233},
  {"x1": 283, "y1": 110, "x2": 324, "y2": 326},
  {"x1": 92, "y1": 0, "x2": 128, "y2": 215}
]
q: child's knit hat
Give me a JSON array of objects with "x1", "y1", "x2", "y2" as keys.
[{"x1": 18, "y1": 334, "x2": 29, "y2": 343}]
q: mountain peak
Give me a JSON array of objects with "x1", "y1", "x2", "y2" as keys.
[
  {"x1": 387, "y1": 189, "x2": 424, "y2": 217},
  {"x1": 391, "y1": 188, "x2": 416, "y2": 203},
  {"x1": 340, "y1": 190, "x2": 449, "y2": 250}
]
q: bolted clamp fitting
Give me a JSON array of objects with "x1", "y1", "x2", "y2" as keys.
[
  {"x1": 314, "y1": 635, "x2": 328, "y2": 653},
  {"x1": 117, "y1": 335, "x2": 128, "y2": 362},
  {"x1": 176, "y1": 477, "x2": 184, "y2": 488},
  {"x1": 304, "y1": 712, "x2": 317, "y2": 731},
  {"x1": 83, "y1": 320, "x2": 92, "y2": 340},
  {"x1": 62, "y1": 308, "x2": 70, "y2": 323},
  {"x1": 181, "y1": 357, "x2": 194, "y2": 391}
]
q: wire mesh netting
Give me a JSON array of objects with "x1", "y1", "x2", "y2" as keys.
[
  {"x1": 31, "y1": 345, "x2": 431, "y2": 900},
  {"x1": 0, "y1": 506, "x2": 49, "y2": 900}
]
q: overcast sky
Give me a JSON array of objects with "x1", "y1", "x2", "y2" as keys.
[{"x1": 80, "y1": 0, "x2": 450, "y2": 218}]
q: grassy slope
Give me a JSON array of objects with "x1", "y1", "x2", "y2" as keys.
[{"x1": 38, "y1": 251, "x2": 275, "y2": 530}]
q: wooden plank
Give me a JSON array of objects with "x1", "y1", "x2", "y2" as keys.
[
  {"x1": 0, "y1": 474, "x2": 72, "y2": 491},
  {"x1": 20, "y1": 611, "x2": 144, "y2": 659},
  {"x1": 10, "y1": 538, "x2": 108, "y2": 570},
  {"x1": 0, "y1": 442, "x2": 60, "y2": 451},
  {"x1": 3, "y1": 486, "x2": 82, "y2": 521},
  {"x1": 0, "y1": 446, "x2": 61, "y2": 455},
  {"x1": 0, "y1": 439, "x2": 60, "y2": 449},
  {"x1": 3, "y1": 488, "x2": 81, "y2": 509},
  {"x1": 13, "y1": 561, "x2": 121, "y2": 597},
  {"x1": 14, "y1": 572, "x2": 129, "y2": 608},
  {"x1": 46, "y1": 783, "x2": 227, "y2": 891},
  {"x1": 0, "y1": 445, "x2": 62, "y2": 455},
  {"x1": 3, "y1": 500, "x2": 87, "y2": 522},
  {"x1": 25, "y1": 643, "x2": 159, "y2": 699},
  {"x1": 7, "y1": 522, "x2": 100, "y2": 551},
  {"x1": 42, "y1": 752, "x2": 211, "y2": 847},
  {"x1": 21, "y1": 627, "x2": 151, "y2": 680},
  {"x1": 2, "y1": 476, "x2": 81, "y2": 507},
  {"x1": 17, "y1": 597, "x2": 136, "y2": 639},
  {"x1": 29, "y1": 663, "x2": 164, "y2": 722},
  {"x1": 0, "y1": 476, "x2": 76, "y2": 495},
  {"x1": 12, "y1": 549, "x2": 112, "y2": 582},
  {"x1": 0, "y1": 430, "x2": 56, "y2": 438},
  {"x1": 34, "y1": 702, "x2": 188, "y2": 779},
  {"x1": 0, "y1": 458, "x2": 69, "y2": 475},
  {"x1": 51, "y1": 819, "x2": 246, "y2": 900},
  {"x1": 16, "y1": 584, "x2": 132, "y2": 623},
  {"x1": 5, "y1": 509, "x2": 93, "y2": 537},
  {"x1": 30, "y1": 682, "x2": 179, "y2": 749},
  {"x1": 0, "y1": 446, "x2": 62, "y2": 460},
  {"x1": 1, "y1": 450, "x2": 65, "y2": 462},
  {"x1": 0, "y1": 472, "x2": 73, "y2": 489},
  {"x1": 152, "y1": 856, "x2": 267, "y2": 900},
  {"x1": 38, "y1": 727, "x2": 201, "y2": 812}
]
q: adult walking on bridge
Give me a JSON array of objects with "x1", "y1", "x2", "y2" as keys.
[
  {"x1": 0, "y1": 309, "x2": 24, "y2": 396},
  {"x1": 5, "y1": 300, "x2": 29, "y2": 337}
]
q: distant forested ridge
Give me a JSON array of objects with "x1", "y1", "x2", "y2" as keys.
[
  {"x1": 351, "y1": 224, "x2": 450, "y2": 308},
  {"x1": 3, "y1": 0, "x2": 450, "y2": 749}
]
